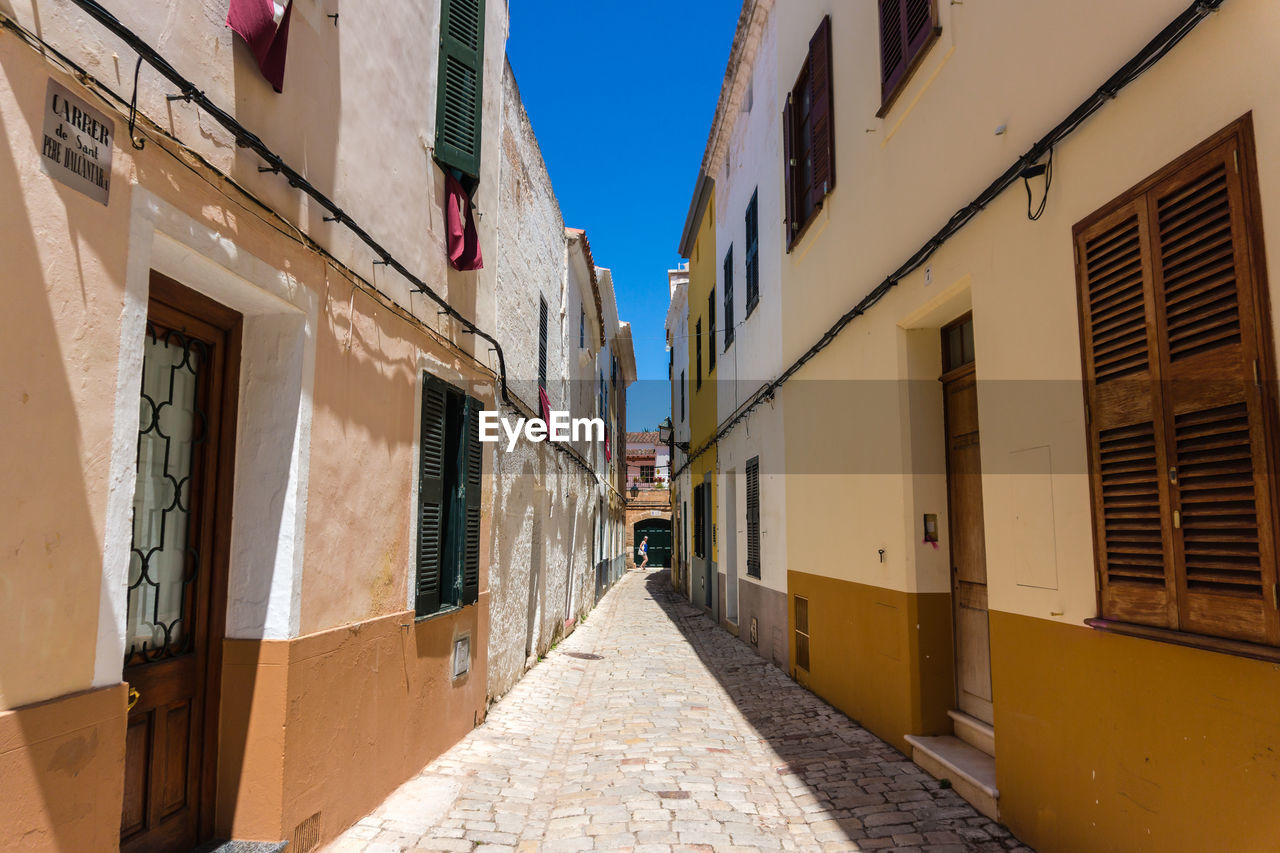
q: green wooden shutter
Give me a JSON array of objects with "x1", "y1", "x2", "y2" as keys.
[
  {"x1": 435, "y1": 0, "x2": 486, "y2": 180},
  {"x1": 416, "y1": 375, "x2": 449, "y2": 616},
  {"x1": 462, "y1": 396, "x2": 482, "y2": 605}
]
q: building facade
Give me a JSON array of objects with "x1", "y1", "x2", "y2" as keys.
[
  {"x1": 675, "y1": 0, "x2": 1280, "y2": 850},
  {"x1": 664, "y1": 265, "x2": 692, "y2": 591},
  {"x1": 0, "y1": 1, "x2": 630, "y2": 850},
  {"x1": 677, "y1": 181, "x2": 719, "y2": 615},
  {"x1": 624, "y1": 430, "x2": 672, "y2": 570}
]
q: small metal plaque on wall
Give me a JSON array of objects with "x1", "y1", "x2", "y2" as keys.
[
  {"x1": 452, "y1": 635, "x2": 470, "y2": 679},
  {"x1": 40, "y1": 79, "x2": 113, "y2": 205}
]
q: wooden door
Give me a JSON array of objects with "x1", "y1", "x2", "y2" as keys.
[
  {"x1": 942, "y1": 315, "x2": 993, "y2": 725},
  {"x1": 121, "y1": 274, "x2": 239, "y2": 852}
]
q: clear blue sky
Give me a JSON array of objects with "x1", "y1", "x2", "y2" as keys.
[{"x1": 506, "y1": 1, "x2": 742, "y2": 431}]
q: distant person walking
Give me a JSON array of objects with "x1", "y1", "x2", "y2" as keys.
[{"x1": 638, "y1": 536, "x2": 649, "y2": 570}]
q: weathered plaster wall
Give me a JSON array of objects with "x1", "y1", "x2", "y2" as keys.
[
  {"x1": 0, "y1": 0, "x2": 511, "y2": 843},
  {"x1": 486, "y1": 62, "x2": 604, "y2": 699}
]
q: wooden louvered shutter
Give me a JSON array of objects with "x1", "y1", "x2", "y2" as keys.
[
  {"x1": 435, "y1": 0, "x2": 486, "y2": 180},
  {"x1": 1150, "y1": 140, "x2": 1278, "y2": 645},
  {"x1": 807, "y1": 16, "x2": 835, "y2": 210},
  {"x1": 782, "y1": 95, "x2": 797, "y2": 245},
  {"x1": 746, "y1": 457, "x2": 761, "y2": 578},
  {"x1": 416, "y1": 375, "x2": 448, "y2": 616},
  {"x1": 1078, "y1": 202, "x2": 1178, "y2": 628},
  {"x1": 1078, "y1": 121, "x2": 1280, "y2": 646},
  {"x1": 460, "y1": 397, "x2": 482, "y2": 605},
  {"x1": 879, "y1": 0, "x2": 937, "y2": 108}
]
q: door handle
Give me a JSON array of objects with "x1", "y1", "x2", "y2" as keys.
[{"x1": 127, "y1": 686, "x2": 141, "y2": 711}]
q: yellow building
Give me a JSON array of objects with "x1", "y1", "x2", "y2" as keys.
[
  {"x1": 693, "y1": 0, "x2": 1280, "y2": 850},
  {"x1": 677, "y1": 178, "x2": 720, "y2": 614}
]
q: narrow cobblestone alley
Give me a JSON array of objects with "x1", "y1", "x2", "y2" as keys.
[{"x1": 323, "y1": 571, "x2": 1033, "y2": 853}]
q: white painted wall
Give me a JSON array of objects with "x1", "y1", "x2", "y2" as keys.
[{"x1": 710, "y1": 6, "x2": 789, "y2": 596}]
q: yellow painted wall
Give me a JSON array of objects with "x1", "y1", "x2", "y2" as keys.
[
  {"x1": 775, "y1": 0, "x2": 1280, "y2": 630},
  {"x1": 991, "y1": 611, "x2": 1280, "y2": 853},
  {"x1": 788, "y1": 571, "x2": 953, "y2": 753},
  {"x1": 688, "y1": 192, "x2": 719, "y2": 565}
]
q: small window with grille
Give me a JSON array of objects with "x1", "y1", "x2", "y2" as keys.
[{"x1": 794, "y1": 596, "x2": 810, "y2": 672}]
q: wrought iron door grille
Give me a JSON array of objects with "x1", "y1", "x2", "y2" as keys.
[{"x1": 125, "y1": 322, "x2": 209, "y2": 665}]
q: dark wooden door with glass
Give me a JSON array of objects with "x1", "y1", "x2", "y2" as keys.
[
  {"x1": 942, "y1": 314, "x2": 994, "y2": 725},
  {"x1": 121, "y1": 274, "x2": 239, "y2": 852}
]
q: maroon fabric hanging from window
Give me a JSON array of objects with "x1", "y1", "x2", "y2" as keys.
[
  {"x1": 227, "y1": 0, "x2": 293, "y2": 93},
  {"x1": 446, "y1": 173, "x2": 484, "y2": 271},
  {"x1": 538, "y1": 386, "x2": 551, "y2": 424}
]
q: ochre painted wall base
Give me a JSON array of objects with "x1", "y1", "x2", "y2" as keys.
[
  {"x1": 991, "y1": 611, "x2": 1280, "y2": 853},
  {"x1": 0, "y1": 684, "x2": 127, "y2": 852},
  {"x1": 787, "y1": 571, "x2": 953, "y2": 753},
  {"x1": 219, "y1": 600, "x2": 488, "y2": 848}
]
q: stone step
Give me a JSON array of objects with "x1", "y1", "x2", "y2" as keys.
[
  {"x1": 948, "y1": 708, "x2": 995, "y2": 757},
  {"x1": 905, "y1": 734, "x2": 1000, "y2": 821}
]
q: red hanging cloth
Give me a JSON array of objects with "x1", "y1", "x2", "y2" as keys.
[
  {"x1": 446, "y1": 173, "x2": 484, "y2": 271},
  {"x1": 227, "y1": 0, "x2": 293, "y2": 93},
  {"x1": 538, "y1": 386, "x2": 551, "y2": 425}
]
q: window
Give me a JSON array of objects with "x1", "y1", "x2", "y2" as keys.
[
  {"x1": 878, "y1": 0, "x2": 939, "y2": 116},
  {"x1": 640, "y1": 465, "x2": 655, "y2": 483},
  {"x1": 683, "y1": 500, "x2": 689, "y2": 562},
  {"x1": 746, "y1": 456, "x2": 761, "y2": 578},
  {"x1": 783, "y1": 16, "x2": 834, "y2": 250},
  {"x1": 745, "y1": 191, "x2": 760, "y2": 313},
  {"x1": 708, "y1": 290, "x2": 717, "y2": 373},
  {"x1": 580, "y1": 306, "x2": 586, "y2": 349},
  {"x1": 680, "y1": 370, "x2": 686, "y2": 421},
  {"x1": 723, "y1": 247, "x2": 735, "y2": 350},
  {"x1": 416, "y1": 374, "x2": 482, "y2": 616},
  {"x1": 695, "y1": 320, "x2": 703, "y2": 389},
  {"x1": 794, "y1": 596, "x2": 810, "y2": 671},
  {"x1": 434, "y1": 0, "x2": 486, "y2": 180},
  {"x1": 942, "y1": 314, "x2": 975, "y2": 374},
  {"x1": 538, "y1": 295, "x2": 548, "y2": 392},
  {"x1": 1076, "y1": 117, "x2": 1280, "y2": 648}
]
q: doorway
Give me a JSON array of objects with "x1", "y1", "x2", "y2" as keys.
[
  {"x1": 633, "y1": 517, "x2": 672, "y2": 568},
  {"x1": 724, "y1": 473, "x2": 738, "y2": 623},
  {"x1": 941, "y1": 314, "x2": 993, "y2": 726},
  {"x1": 121, "y1": 273, "x2": 240, "y2": 851},
  {"x1": 702, "y1": 474, "x2": 714, "y2": 610}
]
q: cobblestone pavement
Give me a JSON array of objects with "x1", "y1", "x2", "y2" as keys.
[{"x1": 323, "y1": 570, "x2": 1033, "y2": 853}]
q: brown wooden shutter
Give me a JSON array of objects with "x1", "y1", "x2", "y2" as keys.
[
  {"x1": 879, "y1": 0, "x2": 937, "y2": 107},
  {"x1": 1077, "y1": 120, "x2": 1280, "y2": 645},
  {"x1": 807, "y1": 16, "x2": 835, "y2": 211},
  {"x1": 782, "y1": 95, "x2": 797, "y2": 245},
  {"x1": 416, "y1": 375, "x2": 448, "y2": 616},
  {"x1": 1149, "y1": 140, "x2": 1278, "y2": 645},
  {"x1": 461, "y1": 396, "x2": 482, "y2": 605},
  {"x1": 1077, "y1": 201, "x2": 1179, "y2": 629}
]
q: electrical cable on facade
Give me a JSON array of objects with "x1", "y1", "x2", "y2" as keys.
[
  {"x1": 672, "y1": 0, "x2": 1226, "y2": 480},
  {"x1": 0, "y1": 5, "x2": 627, "y2": 502}
]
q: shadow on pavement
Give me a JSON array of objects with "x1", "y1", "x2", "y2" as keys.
[{"x1": 640, "y1": 569, "x2": 1032, "y2": 852}]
